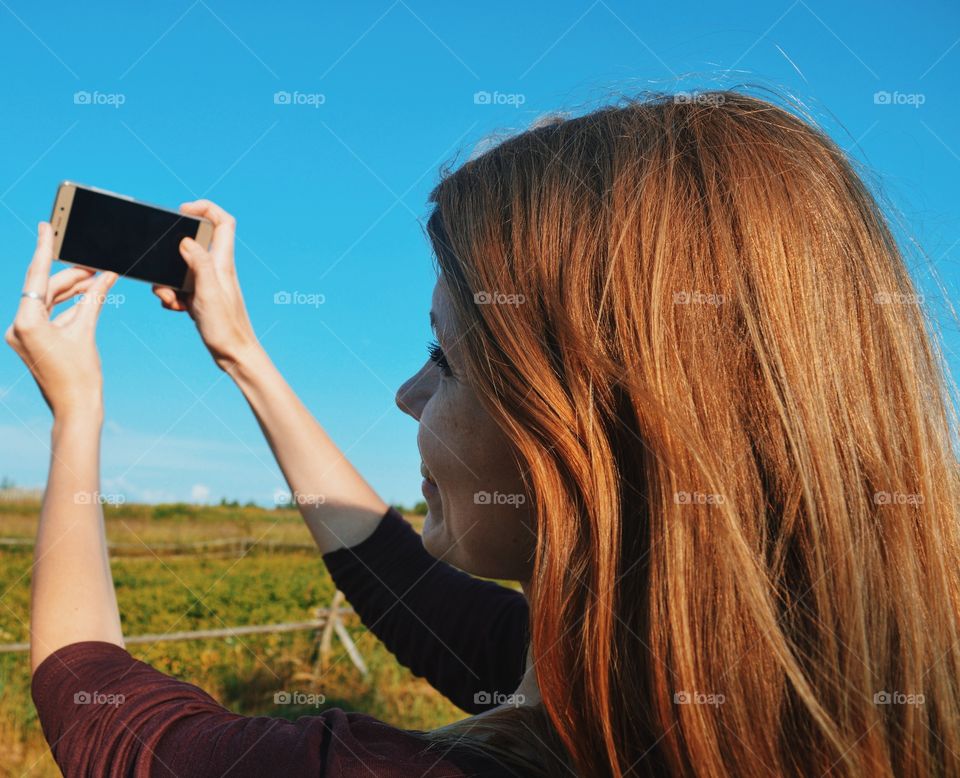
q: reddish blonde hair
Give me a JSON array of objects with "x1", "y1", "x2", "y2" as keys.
[{"x1": 420, "y1": 90, "x2": 960, "y2": 777}]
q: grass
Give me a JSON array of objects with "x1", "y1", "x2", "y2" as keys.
[{"x1": 0, "y1": 500, "x2": 474, "y2": 777}]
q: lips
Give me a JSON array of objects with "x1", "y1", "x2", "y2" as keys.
[{"x1": 420, "y1": 461, "x2": 437, "y2": 486}]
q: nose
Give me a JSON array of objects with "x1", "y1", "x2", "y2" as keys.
[{"x1": 395, "y1": 361, "x2": 437, "y2": 421}]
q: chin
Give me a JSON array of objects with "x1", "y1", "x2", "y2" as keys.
[
  {"x1": 420, "y1": 511, "x2": 445, "y2": 556},
  {"x1": 421, "y1": 510, "x2": 463, "y2": 566}
]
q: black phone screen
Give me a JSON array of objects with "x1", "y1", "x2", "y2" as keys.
[{"x1": 59, "y1": 187, "x2": 200, "y2": 289}]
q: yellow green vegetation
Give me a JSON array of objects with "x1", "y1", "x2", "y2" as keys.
[{"x1": 0, "y1": 500, "x2": 468, "y2": 778}]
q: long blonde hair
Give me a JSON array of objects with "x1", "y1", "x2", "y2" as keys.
[{"x1": 415, "y1": 89, "x2": 960, "y2": 777}]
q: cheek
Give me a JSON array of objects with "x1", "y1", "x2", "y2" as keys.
[
  {"x1": 417, "y1": 383, "x2": 477, "y2": 497},
  {"x1": 436, "y1": 498, "x2": 536, "y2": 580},
  {"x1": 417, "y1": 384, "x2": 536, "y2": 579}
]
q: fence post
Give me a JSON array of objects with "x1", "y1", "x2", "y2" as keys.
[{"x1": 316, "y1": 590, "x2": 368, "y2": 677}]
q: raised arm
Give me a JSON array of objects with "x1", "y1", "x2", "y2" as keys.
[
  {"x1": 323, "y1": 506, "x2": 529, "y2": 713},
  {"x1": 151, "y1": 200, "x2": 389, "y2": 554},
  {"x1": 5, "y1": 222, "x2": 123, "y2": 672},
  {"x1": 153, "y1": 201, "x2": 529, "y2": 711}
]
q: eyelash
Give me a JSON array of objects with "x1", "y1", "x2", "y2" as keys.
[{"x1": 427, "y1": 339, "x2": 454, "y2": 378}]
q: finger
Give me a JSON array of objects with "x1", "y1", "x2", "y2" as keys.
[
  {"x1": 179, "y1": 236, "x2": 216, "y2": 279},
  {"x1": 17, "y1": 223, "x2": 55, "y2": 322},
  {"x1": 152, "y1": 284, "x2": 187, "y2": 312},
  {"x1": 179, "y1": 199, "x2": 233, "y2": 228},
  {"x1": 51, "y1": 303, "x2": 81, "y2": 328},
  {"x1": 76, "y1": 272, "x2": 119, "y2": 325},
  {"x1": 49, "y1": 276, "x2": 96, "y2": 308},
  {"x1": 180, "y1": 199, "x2": 235, "y2": 257},
  {"x1": 47, "y1": 267, "x2": 96, "y2": 306}
]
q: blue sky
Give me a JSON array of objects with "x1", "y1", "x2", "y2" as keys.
[{"x1": 0, "y1": 1, "x2": 957, "y2": 507}]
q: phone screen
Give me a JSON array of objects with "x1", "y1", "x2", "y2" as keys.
[{"x1": 59, "y1": 187, "x2": 200, "y2": 289}]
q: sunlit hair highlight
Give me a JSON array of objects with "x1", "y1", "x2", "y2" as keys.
[{"x1": 416, "y1": 89, "x2": 960, "y2": 778}]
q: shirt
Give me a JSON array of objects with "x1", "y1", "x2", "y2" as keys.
[{"x1": 31, "y1": 506, "x2": 532, "y2": 776}]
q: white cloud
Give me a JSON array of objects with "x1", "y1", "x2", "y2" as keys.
[{"x1": 190, "y1": 483, "x2": 211, "y2": 503}]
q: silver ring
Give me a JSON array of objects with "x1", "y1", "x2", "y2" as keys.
[{"x1": 20, "y1": 290, "x2": 44, "y2": 301}]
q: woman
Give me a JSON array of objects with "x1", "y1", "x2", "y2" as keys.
[{"x1": 9, "y1": 90, "x2": 960, "y2": 777}]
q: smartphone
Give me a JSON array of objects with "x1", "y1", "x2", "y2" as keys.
[{"x1": 50, "y1": 182, "x2": 214, "y2": 291}]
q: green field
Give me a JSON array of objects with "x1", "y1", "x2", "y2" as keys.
[{"x1": 0, "y1": 500, "x2": 478, "y2": 777}]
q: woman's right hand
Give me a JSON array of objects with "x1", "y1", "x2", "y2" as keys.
[
  {"x1": 152, "y1": 199, "x2": 260, "y2": 371},
  {"x1": 155, "y1": 201, "x2": 388, "y2": 554}
]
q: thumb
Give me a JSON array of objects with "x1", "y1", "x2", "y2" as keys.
[
  {"x1": 179, "y1": 236, "x2": 214, "y2": 277},
  {"x1": 77, "y1": 271, "x2": 119, "y2": 325}
]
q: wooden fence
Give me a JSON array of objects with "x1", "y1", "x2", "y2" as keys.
[
  {"x1": 0, "y1": 536, "x2": 318, "y2": 557},
  {"x1": 0, "y1": 598, "x2": 368, "y2": 675}
]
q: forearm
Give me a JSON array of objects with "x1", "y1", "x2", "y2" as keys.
[
  {"x1": 225, "y1": 345, "x2": 389, "y2": 553},
  {"x1": 30, "y1": 413, "x2": 123, "y2": 673}
]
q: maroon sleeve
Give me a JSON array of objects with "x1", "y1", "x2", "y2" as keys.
[
  {"x1": 30, "y1": 641, "x2": 509, "y2": 777},
  {"x1": 322, "y1": 507, "x2": 529, "y2": 714}
]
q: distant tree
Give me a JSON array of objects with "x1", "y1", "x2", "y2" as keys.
[
  {"x1": 391, "y1": 501, "x2": 428, "y2": 516},
  {"x1": 0, "y1": 476, "x2": 14, "y2": 490},
  {"x1": 152, "y1": 503, "x2": 193, "y2": 520}
]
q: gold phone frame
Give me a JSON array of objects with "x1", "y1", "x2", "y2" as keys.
[{"x1": 50, "y1": 181, "x2": 214, "y2": 292}]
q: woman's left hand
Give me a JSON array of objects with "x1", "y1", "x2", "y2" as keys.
[{"x1": 5, "y1": 222, "x2": 118, "y2": 419}]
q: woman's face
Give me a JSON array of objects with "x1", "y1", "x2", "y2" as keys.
[{"x1": 395, "y1": 279, "x2": 536, "y2": 582}]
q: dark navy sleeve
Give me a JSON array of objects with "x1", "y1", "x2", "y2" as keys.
[{"x1": 322, "y1": 507, "x2": 529, "y2": 714}]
